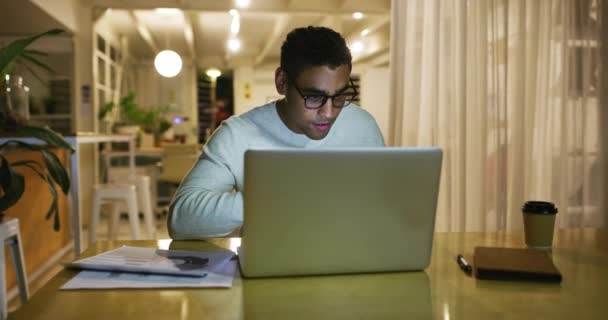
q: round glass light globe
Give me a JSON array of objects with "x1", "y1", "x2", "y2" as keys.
[{"x1": 154, "y1": 50, "x2": 182, "y2": 77}]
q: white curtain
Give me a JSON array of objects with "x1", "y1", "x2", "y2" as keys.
[{"x1": 389, "y1": 0, "x2": 606, "y2": 232}]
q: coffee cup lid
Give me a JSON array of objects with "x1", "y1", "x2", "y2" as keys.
[{"x1": 522, "y1": 201, "x2": 558, "y2": 214}]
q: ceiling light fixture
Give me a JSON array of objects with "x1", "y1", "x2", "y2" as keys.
[
  {"x1": 227, "y1": 38, "x2": 241, "y2": 52},
  {"x1": 206, "y1": 68, "x2": 222, "y2": 79},
  {"x1": 155, "y1": 8, "x2": 180, "y2": 15},
  {"x1": 235, "y1": 0, "x2": 250, "y2": 8},
  {"x1": 361, "y1": 28, "x2": 370, "y2": 36},
  {"x1": 230, "y1": 10, "x2": 240, "y2": 34},
  {"x1": 353, "y1": 12, "x2": 364, "y2": 19},
  {"x1": 351, "y1": 40, "x2": 364, "y2": 54},
  {"x1": 154, "y1": 50, "x2": 182, "y2": 77}
]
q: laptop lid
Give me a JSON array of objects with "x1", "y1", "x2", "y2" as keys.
[{"x1": 239, "y1": 147, "x2": 443, "y2": 278}]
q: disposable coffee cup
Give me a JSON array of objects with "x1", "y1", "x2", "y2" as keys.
[{"x1": 522, "y1": 201, "x2": 558, "y2": 249}]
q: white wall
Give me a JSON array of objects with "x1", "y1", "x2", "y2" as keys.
[
  {"x1": 250, "y1": 68, "x2": 280, "y2": 111},
  {"x1": 233, "y1": 66, "x2": 283, "y2": 115},
  {"x1": 233, "y1": 66, "x2": 255, "y2": 115},
  {"x1": 359, "y1": 67, "x2": 390, "y2": 142}
]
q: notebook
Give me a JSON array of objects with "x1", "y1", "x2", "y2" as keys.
[
  {"x1": 473, "y1": 247, "x2": 562, "y2": 282},
  {"x1": 238, "y1": 147, "x2": 443, "y2": 278}
]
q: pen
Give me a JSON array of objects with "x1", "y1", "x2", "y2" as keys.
[{"x1": 456, "y1": 254, "x2": 472, "y2": 275}]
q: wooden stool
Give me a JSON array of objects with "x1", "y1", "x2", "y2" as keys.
[{"x1": 0, "y1": 218, "x2": 29, "y2": 320}]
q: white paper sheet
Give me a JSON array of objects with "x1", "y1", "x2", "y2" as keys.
[
  {"x1": 60, "y1": 249, "x2": 238, "y2": 289},
  {"x1": 65, "y1": 246, "x2": 234, "y2": 277}
]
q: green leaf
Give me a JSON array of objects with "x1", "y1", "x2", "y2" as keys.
[
  {"x1": 11, "y1": 160, "x2": 45, "y2": 173},
  {"x1": 22, "y1": 49, "x2": 48, "y2": 57},
  {"x1": 53, "y1": 206, "x2": 60, "y2": 231},
  {"x1": 0, "y1": 156, "x2": 26, "y2": 212},
  {"x1": 0, "y1": 141, "x2": 70, "y2": 194},
  {"x1": 0, "y1": 60, "x2": 14, "y2": 80},
  {"x1": 11, "y1": 159, "x2": 61, "y2": 231},
  {"x1": 0, "y1": 140, "x2": 42, "y2": 152},
  {"x1": 0, "y1": 29, "x2": 63, "y2": 76},
  {"x1": 44, "y1": 173, "x2": 59, "y2": 219},
  {"x1": 12, "y1": 161, "x2": 46, "y2": 182},
  {"x1": 39, "y1": 148, "x2": 70, "y2": 194},
  {"x1": 15, "y1": 126, "x2": 75, "y2": 153},
  {"x1": 20, "y1": 52, "x2": 54, "y2": 73},
  {"x1": 98, "y1": 101, "x2": 115, "y2": 120},
  {"x1": 16, "y1": 58, "x2": 46, "y2": 85},
  {"x1": 43, "y1": 172, "x2": 60, "y2": 231}
]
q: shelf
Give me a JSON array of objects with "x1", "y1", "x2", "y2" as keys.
[{"x1": 30, "y1": 114, "x2": 71, "y2": 120}]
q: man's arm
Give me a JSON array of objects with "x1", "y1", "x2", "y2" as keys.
[{"x1": 168, "y1": 124, "x2": 243, "y2": 239}]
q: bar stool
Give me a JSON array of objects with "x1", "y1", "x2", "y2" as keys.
[
  {"x1": 0, "y1": 218, "x2": 29, "y2": 320},
  {"x1": 90, "y1": 183, "x2": 140, "y2": 244},
  {"x1": 90, "y1": 176, "x2": 156, "y2": 241},
  {"x1": 102, "y1": 151, "x2": 156, "y2": 240},
  {"x1": 134, "y1": 175, "x2": 156, "y2": 239}
]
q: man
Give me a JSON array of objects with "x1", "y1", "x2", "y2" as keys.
[{"x1": 169, "y1": 26, "x2": 384, "y2": 239}]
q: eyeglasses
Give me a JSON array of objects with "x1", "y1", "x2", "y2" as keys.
[{"x1": 288, "y1": 76, "x2": 358, "y2": 110}]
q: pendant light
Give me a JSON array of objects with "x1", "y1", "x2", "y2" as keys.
[
  {"x1": 154, "y1": 23, "x2": 182, "y2": 78},
  {"x1": 155, "y1": 50, "x2": 182, "y2": 77}
]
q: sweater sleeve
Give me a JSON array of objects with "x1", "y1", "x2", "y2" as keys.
[{"x1": 168, "y1": 122, "x2": 244, "y2": 239}]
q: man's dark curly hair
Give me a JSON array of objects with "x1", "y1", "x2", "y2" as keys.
[{"x1": 280, "y1": 26, "x2": 352, "y2": 79}]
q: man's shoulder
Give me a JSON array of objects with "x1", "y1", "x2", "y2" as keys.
[
  {"x1": 222, "y1": 104, "x2": 266, "y2": 127},
  {"x1": 215, "y1": 102, "x2": 275, "y2": 137},
  {"x1": 338, "y1": 105, "x2": 377, "y2": 125},
  {"x1": 234, "y1": 102, "x2": 275, "y2": 122},
  {"x1": 330, "y1": 104, "x2": 384, "y2": 146}
]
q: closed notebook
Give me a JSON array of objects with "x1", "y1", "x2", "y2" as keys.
[{"x1": 473, "y1": 247, "x2": 562, "y2": 283}]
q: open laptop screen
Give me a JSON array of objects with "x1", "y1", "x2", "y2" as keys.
[{"x1": 239, "y1": 147, "x2": 442, "y2": 278}]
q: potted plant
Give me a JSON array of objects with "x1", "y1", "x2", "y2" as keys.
[
  {"x1": 0, "y1": 29, "x2": 73, "y2": 230},
  {"x1": 99, "y1": 91, "x2": 172, "y2": 146}
]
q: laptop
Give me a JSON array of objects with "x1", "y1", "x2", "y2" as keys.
[{"x1": 238, "y1": 147, "x2": 443, "y2": 278}]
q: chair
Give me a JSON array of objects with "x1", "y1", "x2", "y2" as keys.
[
  {"x1": 157, "y1": 144, "x2": 200, "y2": 205},
  {"x1": 158, "y1": 144, "x2": 201, "y2": 184},
  {"x1": 0, "y1": 218, "x2": 29, "y2": 320},
  {"x1": 89, "y1": 148, "x2": 156, "y2": 243},
  {"x1": 90, "y1": 183, "x2": 140, "y2": 243}
]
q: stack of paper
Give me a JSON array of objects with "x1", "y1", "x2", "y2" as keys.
[{"x1": 61, "y1": 246, "x2": 237, "y2": 289}]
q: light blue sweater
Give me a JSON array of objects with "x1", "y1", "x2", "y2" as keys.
[{"x1": 168, "y1": 101, "x2": 385, "y2": 239}]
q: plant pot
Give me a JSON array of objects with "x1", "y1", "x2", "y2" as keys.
[{"x1": 115, "y1": 125, "x2": 142, "y2": 148}]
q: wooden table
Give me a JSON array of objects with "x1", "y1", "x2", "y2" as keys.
[{"x1": 10, "y1": 228, "x2": 608, "y2": 319}]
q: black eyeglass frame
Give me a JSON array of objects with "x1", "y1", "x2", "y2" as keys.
[{"x1": 287, "y1": 76, "x2": 358, "y2": 110}]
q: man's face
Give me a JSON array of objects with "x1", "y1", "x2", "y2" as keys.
[{"x1": 275, "y1": 64, "x2": 351, "y2": 140}]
